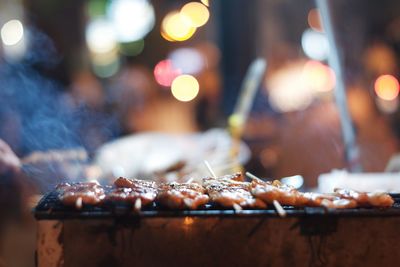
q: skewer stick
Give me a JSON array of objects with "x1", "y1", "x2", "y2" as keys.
[
  {"x1": 273, "y1": 200, "x2": 286, "y2": 218},
  {"x1": 134, "y1": 198, "x2": 142, "y2": 212},
  {"x1": 204, "y1": 160, "x2": 217, "y2": 178},
  {"x1": 233, "y1": 203, "x2": 243, "y2": 212},
  {"x1": 246, "y1": 172, "x2": 286, "y2": 217},
  {"x1": 75, "y1": 197, "x2": 83, "y2": 210},
  {"x1": 186, "y1": 177, "x2": 194, "y2": 184},
  {"x1": 245, "y1": 172, "x2": 263, "y2": 182}
]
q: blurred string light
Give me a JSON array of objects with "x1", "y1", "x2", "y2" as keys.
[
  {"x1": 107, "y1": 0, "x2": 155, "y2": 42},
  {"x1": 161, "y1": 11, "x2": 196, "y2": 42},
  {"x1": 171, "y1": 74, "x2": 199, "y2": 102},
  {"x1": 168, "y1": 47, "x2": 205, "y2": 74},
  {"x1": 154, "y1": 59, "x2": 182, "y2": 87},
  {"x1": 374, "y1": 74, "x2": 399, "y2": 101},
  {"x1": 302, "y1": 60, "x2": 335, "y2": 92},
  {"x1": 301, "y1": 28, "x2": 329, "y2": 61},
  {"x1": 1, "y1": 19, "x2": 24, "y2": 46},
  {"x1": 180, "y1": 2, "x2": 210, "y2": 28},
  {"x1": 307, "y1": 8, "x2": 323, "y2": 32}
]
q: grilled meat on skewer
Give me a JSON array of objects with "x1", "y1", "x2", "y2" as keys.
[
  {"x1": 157, "y1": 182, "x2": 209, "y2": 210},
  {"x1": 250, "y1": 179, "x2": 299, "y2": 206},
  {"x1": 111, "y1": 177, "x2": 158, "y2": 206},
  {"x1": 250, "y1": 180, "x2": 358, "y2": 209},
  {"x1": 334, "y1": 188, "x2": 394, "y2": 207},
  {"x1": 57, "y1": 182, "x2": 105, "y2": 208},
  {"x1": 203, "y1": 174, "x2": 266, "y2": 209},
  {"x1": 299, "y1": 192, "x2": 358, "y2": 209}
]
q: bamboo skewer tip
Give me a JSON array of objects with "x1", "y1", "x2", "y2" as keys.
[{"x1": 203, "y1": 160, "x2": 217, "y2": 178}]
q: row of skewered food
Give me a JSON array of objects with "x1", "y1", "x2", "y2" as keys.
[{"x1": 56, "y1": 173, "x2": 394, "y2": 211}]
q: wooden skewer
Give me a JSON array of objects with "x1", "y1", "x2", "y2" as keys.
[
  {"x1": 183, "y1": 198, "x2": 193, "y2": 209},
  {"x1": 245, "y1": 172, "x2": 264, "y2": 182},
  {"x1": 75, "y1": 197, "x2": 83, "y2": 210},
  {"x1": 273, "y1": 200, "x2": 286, "y2": 218},
  {"x1": 232, "y1": 203, "x2": 243, "y2": 212},
  {"x1": 204, "y1": 160, "x2": 217, "y2": 178},
  {"x1": 246, "y1": 172, "x2": 287, "y2": 217},
  {"x1": 186, "y1": 177, "x2": 194, "y2": 184},
  {"x1": 134, "y1": 198, "x2": 142, "y2": 212}
]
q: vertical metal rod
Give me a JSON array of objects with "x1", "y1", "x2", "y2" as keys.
[{"x1": 316, "y1": 0, "x2": 362, "y2": 172}]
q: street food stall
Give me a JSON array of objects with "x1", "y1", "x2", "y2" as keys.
[{"x1": 1, "y1": 0, "x2": 400, "y2": 267}]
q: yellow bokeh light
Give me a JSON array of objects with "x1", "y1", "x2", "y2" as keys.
[
  {"x1": 171, "y1": 74, "x2": 199, "y2": 102},
  {"x1": 180, "y1": 2, "x2": 210, "y2": 28},
  {"x1": 161, "y1": 11, "x2": 196, "y2": 42},
  {"x1": 201, "y1": 0, "x2": 209, "y2": 7},
  {"x1": 375, "y1": 74, "x2": 399, "y2": 101},
  {"x1": 302, "y1": 60, "x2": 335, "y2": 92}
]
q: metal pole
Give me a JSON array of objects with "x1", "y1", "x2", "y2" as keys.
[{"x1": 316, "y1": 0, "x2": 362, "y2": 172}]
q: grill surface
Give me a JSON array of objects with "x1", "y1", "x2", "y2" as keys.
[{"x1": 34, "y1": 191, "x2": 400, "y2": 220}]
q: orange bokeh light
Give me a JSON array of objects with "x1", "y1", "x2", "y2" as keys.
[
  {"x1": 374, "y1": 74, "x2": 399, "y2": 101},
  {"x1": 307, "y1": 8, "x2": 323, "y2": 32}
]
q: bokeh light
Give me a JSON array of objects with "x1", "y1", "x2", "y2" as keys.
[
  {"x1": 171, "y1": 74, "x2": 199, "y2": 102},
  {"x1": 301, "y1": 28, "x2": 329, "y2": 61},
  {"x1": 1, "y1": 19, "x2": 24, "y2": 46},
  {"x1": 168, "y1": 48, "x2": 205, "y2": 74},
  {"x1": 86, "y1": 19, "x2": 117, "y2": 54},
  {"x1": 201, "y1": 0, "x2": 209, "y2": 7},
  {"x1": 266, "y1": 61, "x2": 315, "y2": 112},
  {"x1": 302, "y1": 60, "x2": 336, "y2": 92},
  {"x1": 307, "y1": 8, "x2": 323, "y2": 32},
  {"x1": 154, "y1": 59, "x2": 182, "y2": 87},
  {"x1": 180, "y1": 2, "x2": 210, "y2": 28},
  {"x1": 161, "y1": 11, "x2": 196, "y2": 42},
  {"x1": 92, "y1": 58, "x2": 120, "y2": 78},
  {"x1": 107, "y1": 0, "x2": 155, "y2": 42},
  {"x1": 119, "y1": 39, "x2": 145, "y2": 56},
  {"x1": 374, "y1": 74, "x2": 399, "y2": 101}
]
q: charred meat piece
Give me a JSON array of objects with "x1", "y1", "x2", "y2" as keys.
[
  {"x1": 203, "y1": 175, "x2": 266, "y2": 209},
  {"x1": 250, "y1": 179, "x2": 299, "y2": 206},
  {"x1": 57, "y1": 182, "x2": 105, "y2": 209},
  {"x1": 334, "y1": 188, "x2": 394, "y2": 207},
  {"x1": 109, "y1": 177, "x2": 158, "y2": 207},
  {"x1": 156, "y1": 182, "x2": 209, "y2": 210},
  {"x1": 299, "y1": 192, "x2": 358, "y2": 209}
]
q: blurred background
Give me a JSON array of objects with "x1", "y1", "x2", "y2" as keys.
[
  {"x1": 1, "y1": 0, "x2": 400, "y2": 265},
  {"x1": 1, "y1": 0, "x2": 400, "y2": 185}
]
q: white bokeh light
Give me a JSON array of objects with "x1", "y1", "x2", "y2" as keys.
[
  {"x1": 168, "y1": 48, "x2": 205, "y2": 74},
  {"x1": 301, "y1": 28, "x2": 329, "y2": 61},
  {"x1": 107, "y1": 0, "x2": 155, "y2": 42},
  {"x1": 86, "y1": 19, "x2": 117, "y2": 54},
  {"x1": 1, "y1": 19, "x2": 24, "y2": 46}
]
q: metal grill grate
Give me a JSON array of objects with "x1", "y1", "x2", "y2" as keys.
[{"x1": 34, "y1": 190, "x2": 400, "y2": 220}]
